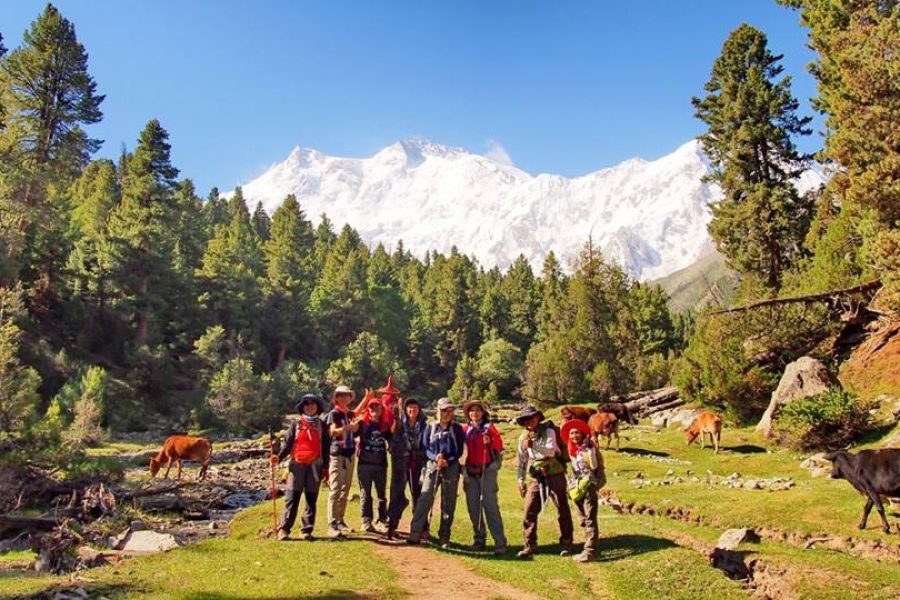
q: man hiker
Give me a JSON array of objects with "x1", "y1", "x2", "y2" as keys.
[
  {"x1": 355, "y1": 392, "x2": 390, "y2": 533},
  {"x1": 325, "y1": 385, "x2": 361, "y2": 538},
  {"x1": 406, "y1": 397, "x2": 465, "y2": 548},
  {"x1": 515, "y1": 405, "x2": 574, "y2": 558},
  {"x1": 269, "y1": 394, "x2": 329, "y2": 541},
  {"x1": 387, "y1": 397, "x2": 426, "y2": 539},
  {"x1": 462, "y1": 400, "x2": 507, "y2": 555},
  {"x1": 561, "y1": 418, "x2": 605, "y2": 562}
]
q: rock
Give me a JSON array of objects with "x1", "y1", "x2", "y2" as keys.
[
  {"x1": 800, "y1": 453, "x2": 833, "y2": 477},
  {"x1": 129, "y1": 520, "x2": 147, "y2": 531},
  {"x1": 651, "y1": 407, "x2": 703, "y2": 429},
  {"x1": 118, "y1": 530, "x2": 179, "y2": 553},
  {"x1": 665, "y1": 469, "x2": 675, "y2": 476},
  {"x1": 744, "y1": 480, "x2": 761, "y2": 490},
  {"x1": 209, "y1": 521, "x2": 219, "y2": 530},
  {"x1": 757, "y1": 357, "x2": 836, "y2": 437},
  {"x1": 715, "y1": 528, "x2": 759, "y2": 551},
  {"x1": 76, "y1": 545, "x2": 107, "y2": 567}
]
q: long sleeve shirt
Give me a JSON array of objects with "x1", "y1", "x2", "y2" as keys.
[
  {"x1": 463, "y1": 421, "x2": 503, "y2": 467},
  {"x1": 517, "y1": 423, "x2": 562, "y2": 482},
  {"x1": 422, "y1": 421, "x2": 465, "y2": 463}
]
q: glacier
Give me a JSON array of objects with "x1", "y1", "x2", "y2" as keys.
[{"x1": 231, "y1": 138, "x2": 825, "y2": 281}]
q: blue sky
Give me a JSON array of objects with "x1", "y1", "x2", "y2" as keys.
[{"x1": 3, "y1": 1, "x2": 821, "y2": 193}]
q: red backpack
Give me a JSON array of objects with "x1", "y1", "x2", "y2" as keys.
[{"x1": 291, "y1": 419, "x2": 322, "y2": 465}]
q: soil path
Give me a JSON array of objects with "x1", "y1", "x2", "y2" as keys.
[{"x1": 368, "y1": 535, "x2": 545, "y2": 600}]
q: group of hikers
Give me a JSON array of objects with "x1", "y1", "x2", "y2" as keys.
[{"x1": 269, "y1": 377, "x2": 606, "y2": 562}]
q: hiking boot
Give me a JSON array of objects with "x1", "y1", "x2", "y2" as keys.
[
  {"x1": 572, "y1": 551, "x2": 594, "y2": 563},
  {"x1": 337, "y1": 520, "x2": 354, "y2": 534},
  {"x1": 361, "y1": 521, "x2": 377, "y2": 534},
  {"x1": 493, "y1": 547, "x2": 508, "y2": 557},
  {"x1": 298, "y1": 532, "x2": 313, "y2": 541},
  {"x1": 374, "y1": 520, "x2": 389, "y2": 534},
  {"x1": 386, "y1": 527, "x2": 397, "y2": 540},
  {"x1": 470, "y1": 541, "x2": 486, "y2": 552},
  {"x1": 516, "y1": 546, "x2": 535, "y2": 558},
  {"x1": 405, "y1": 535, "x2": 421, "y2": 545},
  {"x1": 439, "y1": 539, "x2": 451, "y2": 550},
  {"x1": 327, "y1": 526, "x2": 344, "y2": 539},
  {"x1": 276, "y1": 529, "x2": 289, "y2": 541},
  {"x1": 559, "y1": 543, "x2": 574, "y2": 557}
]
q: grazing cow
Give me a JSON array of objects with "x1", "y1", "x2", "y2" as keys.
[
  {"x1": 588, "y1": 412, "x2": 619, "y2": 451},
  {"x1": 825, "y1": 449, "x2": 900, "y2": 534},
  {"x1": 561, "y1": 405, "x2": 597, "y2": 423},
  {"x1": 684, "y1": 411, "x2": 722, "y2": 454},
  {"x1": 597, "y1": 402, "x2": 637, "y2": 426},
  {"x1": 149, "y1": 435, "x2": 213, "y2": 481}
]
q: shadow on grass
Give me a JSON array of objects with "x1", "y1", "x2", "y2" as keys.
[
  {"x1": 854, "y1": 423, "x2": 898, "y2": 447},
  {"x1": 619, "y1": 447, "x2": 670, "y2": 458},
  {"x1": 595, "y1": 534, "x2": 677, "y2": 562},
  {"x1": 2, "y1": 582, "x2": 131, "y2": 600},
  {"x1": 722, "y1": 444, "x2": 767, "y2": 454}
]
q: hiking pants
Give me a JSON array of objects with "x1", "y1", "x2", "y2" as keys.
[
  {"x1": 463, "y1": 462, "x2": 507, "y2": 549},
  {"x1": 409, "y1": 461, "x2": 460, "y2": 541},
  {"x1": 574, "y1": 486, "x2": 599, "y2": 555},
  {"x1": 388, "y1": 455, "x2": 424, "y2": 529},
  {"x1": 523, "y1": 472, "x2": 574, "y2": 550},
  {"x1": 280, "y1": 462, "x2": 319, "y2": 534},
  {"x1": 327, "y1": 454, "x2": 354, "y2": 527},
  {"x1": 358, "y1": 462, "x2": 388, "y2": 525}
]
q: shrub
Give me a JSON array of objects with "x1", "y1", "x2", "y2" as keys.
[
  {"x1": 66, "y1": 366, "x2": 108, "y2": 446},
  {"x1": 208, "y1": 358, "x2": 281, "y2": 434},
  {"x1": 777, "y1": 388, "x2": 873, "y2": 450}
]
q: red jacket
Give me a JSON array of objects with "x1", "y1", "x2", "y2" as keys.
[{"x1": 463, "y1": 421, "x2": 503, "y2": 466}]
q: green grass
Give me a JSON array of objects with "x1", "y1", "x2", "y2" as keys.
[{"x1": 4, "y1": 417, "x2": 900, "y2": 599}]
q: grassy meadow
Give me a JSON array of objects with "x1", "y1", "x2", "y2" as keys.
[{"x1": 3, "y1": 408, "x2": 900, "y2": 599}]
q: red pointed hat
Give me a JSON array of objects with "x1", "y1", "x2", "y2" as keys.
[
  {"x1": 377, "y1": 375, "x2": 401, "y2": 396},
  {"x1": 561, "y1": 419, "x2": 591, "y2": 444}
]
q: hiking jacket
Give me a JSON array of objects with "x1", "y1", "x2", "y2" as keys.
[
  {"x1": 276, "y1": 417, "x2": 329, "y2": 481},
  {"x1": 356, "y1": 420, "x2": 389, "y2": 467},
  {"x1": 325, "y1": 407, "x2": 356, "y2": 457},
  {"x1": 517, "y1": 422, "x2": 563, "y2": 482},
  {"x1": 390, "y1": 410, "x2": 427, "y2": 459},
  {"x1": 422, "y1": 421, "x2": 465, "y2": 463},
  {"x1": 463, "y1": 420, "x2": 503, "y2": 467}
]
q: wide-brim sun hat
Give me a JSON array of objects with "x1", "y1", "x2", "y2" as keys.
[
  {"x1": 515, "y1": 405, "x2": 545, "y2": 425},
  {"x1": 294, "y1": 393, "x2": 323, "y2": 414},
  {"x1": 332, "y1": 385, "x2": 356, "y2": 402},
  {"x1": 463, "y1": 400, "x2": 490, "y2": 420},
  {"x1": 436, "y1": 397, "x2": 456, "y2": 411},
  {"x1": 561, "y1": 419, "x2": 591, "y2": 444}
]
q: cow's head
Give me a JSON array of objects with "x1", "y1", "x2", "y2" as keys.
[
  {"x1": 824, "y1": 450, "x2": 851, "y2": 480},
  {"x1": 149, "y1": 457, "x2": 161, "y2": 478},
  {"x1": 684, "y1": 428, "x2": 699, "y2": 446}
]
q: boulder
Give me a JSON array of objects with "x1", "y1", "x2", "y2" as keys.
[
  {"x1": 715, "y1": 528, "x2": 759, "y2": 551},
  {"x1": 756, "y1": 357, "x2": 836, "y2": 437},
  {"x1": 799, "y1": 452, "x2": 833, "y2": 477},
  {"x1": 651, "y1": 407, "x2": 703, "y2": 429},
  {"x1": 117, "y1": 530, "x2": 179, "y2": 553}
]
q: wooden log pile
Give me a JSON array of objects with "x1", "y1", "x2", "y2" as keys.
[{"x1": 618, "y1": 386, "x2": 683, "y2": 418}]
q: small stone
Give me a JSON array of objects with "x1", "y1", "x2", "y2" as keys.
[
  {"x1": 635, "y1": 471, "x2": 644, "y2": 479},
  {"x1": 743, "y1": 480, "x2": 761, "y2": 490},
  {"x1": 208, "y1": 522, "x2": 219, "y2": 530},
  {"x1": 666, "y1": 469, "x2": 675, "y2": 477},
  {"x1": 716, "y1": 528, "x2": 759, "y2": 550},
  {"x1": 129, "y1": 520, "x2": 147, "y2": 531}
]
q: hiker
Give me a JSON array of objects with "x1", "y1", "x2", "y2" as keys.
[
  {"x1": 462, "y1": 400, "x2": 507, "y2": 555},
  {"x1": 356, "y1": 393, "x2": 390, "y2": 533},
  {"x1": 354, "y1": 375, "x2": 399, "y2": 431},
  {"x1": 407, "y1": 397, "x2": 465, "y2": 548},
  {"x1": 515, "y1": 405, "x2": 574, "y2": 558},
  {"x1": 269, "y1": 394, "x2": 329, "y2": 541},
  {"x1": 325, "y1": 385, "x2": 361, "y2": 538},
  {"x1": 387, "y1": 397, "x2": 427, "y2": 539},
  {"x1": 561, "y1": 418, "x2": 606, "y2": 562}
]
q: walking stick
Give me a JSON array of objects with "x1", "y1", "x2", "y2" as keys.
[
  {"x1": 477, "y1": 431, "x2": 489, "y2": 542},
  {"x1": 268, "y1": 427, "x2": 278, "y2": 532}
]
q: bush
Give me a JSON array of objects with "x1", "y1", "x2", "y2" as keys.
[
  {"x1": 777, "y1": 388, "x2": 873, "y2": 450},
  {"x1": 66, "y1": 366, "x2": 108, "y2": 446},
  {"x1": 208, "y1": 358, "x2": 282, "y2": 434}
]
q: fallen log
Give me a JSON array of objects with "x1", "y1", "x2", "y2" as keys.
[
  {"x1": 0, "y1": 514, "x2": 58, "y2": 532},
  {"x1": 637, "y1": 398, "x2": 685, "y2": 416},
  {"x1": 624, "y1": 387, "x2": 679, "y2": 413},
  {"x1": 709, "y1": 279, "x2": 881, "y2": 316}
]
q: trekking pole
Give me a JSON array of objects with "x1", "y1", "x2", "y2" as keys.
[
  {"x1": 268, "y1": 427, "x2": 278, "y2": 532},
  {"x1": 477, "y1": 432, "x2": 488, "y2": 541}
]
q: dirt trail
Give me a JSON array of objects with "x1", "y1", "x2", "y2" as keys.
[{"x1": 369, "y1": 536, "x2": 545, "y2": 600}]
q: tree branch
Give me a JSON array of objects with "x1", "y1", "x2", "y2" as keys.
[{"x1": 709, "y1": 280, "x2": 882, "y2": 316}]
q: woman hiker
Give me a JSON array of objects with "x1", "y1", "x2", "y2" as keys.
[
  {"x1": 269, "y1": 394, "x2": 329, "y2": 541},
  {"x1": 406, "y1": 397, "x2": 465, "y2": 548},
  {"x1": 387, "y1": 397, "x2": 426, "y2": 539},
  {"x1": 324, "y1": 385, "x2": 361, "y2": 538},
  {"x1": 515, "y1": 405, "x2": 574, "y2": 558},
  {"x1": 355, "y1": 391, "x2": 391, "y2": 533},
  {"x1": 561, "y1": 418, "x2": 606, "y2": 562},
  {"x1": 462, "y1": 400, "x2": 507, "y2": 555}
]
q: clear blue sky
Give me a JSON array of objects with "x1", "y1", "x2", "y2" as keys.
[{"x1": 3, "y1": 1, "x2": 821, "y2": 194}]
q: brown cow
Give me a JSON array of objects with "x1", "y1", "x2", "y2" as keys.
[
  {"x1": 684, "y1": 411, "x2": 722, "y2": 454},
  {"x1": 560, "y1": 405, "x2": 597, "y2": 423},
  {"x1": 597, "y1": 401, "x2": 637, "y2": 426},
  {"x1": 149, "y1": 435, "x2": 213, "y2": 480},
  {"x1": 588, "y1": 412, "x2": 619, "y2": 451}
]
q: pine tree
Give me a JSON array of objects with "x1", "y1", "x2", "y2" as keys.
[
  {"x1": 105, "y1": 119, "x2": 179, "y2": 347},
  {"x1": 692, "y1": 24, "x2": 813, "y2": 290},
  {"x1": 251, "y1": 201, "x2": 271, "y2": 241},
  {"x1": 262, "y1": 194, "x2": 315, "y2": 364},
  {"x1": 201, "y1": 187, "x2": 229, "y2": 234},
  {"x1": 501, "y1": 255, "x2": 539, "y2": 352},
  {"x1": 536, "y1": 251, "x2": 567, "y2": 341},
  {"x1": 366, "y1": 243, "x2": 410, "y2": 355}
]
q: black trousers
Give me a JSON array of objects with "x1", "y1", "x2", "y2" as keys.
[
  {"x1": 388, "y1": 454, "x2": 424, "y2": 529},
  {"x1": 280, "y1": 462, "x2": 319, "y2": 534},
  {"x1": 358, "y1": 462, "x2": 388, "y2": 525}
]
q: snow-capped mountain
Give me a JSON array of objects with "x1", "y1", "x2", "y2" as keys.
[{"x1": 233, "y1": 138, "x2": 825, "y2": 280}]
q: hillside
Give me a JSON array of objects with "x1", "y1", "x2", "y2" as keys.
[{"x1": 652, "y1": 251, "x2": 740, "y2": 313}]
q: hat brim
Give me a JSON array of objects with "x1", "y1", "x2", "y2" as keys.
[
  {"x1": 332, "y1": 389, "x2": 356, "y2": 401},
  {"x1": 294, "y1": 398, "x2": 324, "y2": 414},
  {"x1": 561, "y1": 419, "x2": 591, "y2": 444},
  {"x1": 515, "y1": 410, "x2": 545, "y2": 425},
  {"x1": 463, "y1": 400, "x2": 485, "y2": 415}
]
